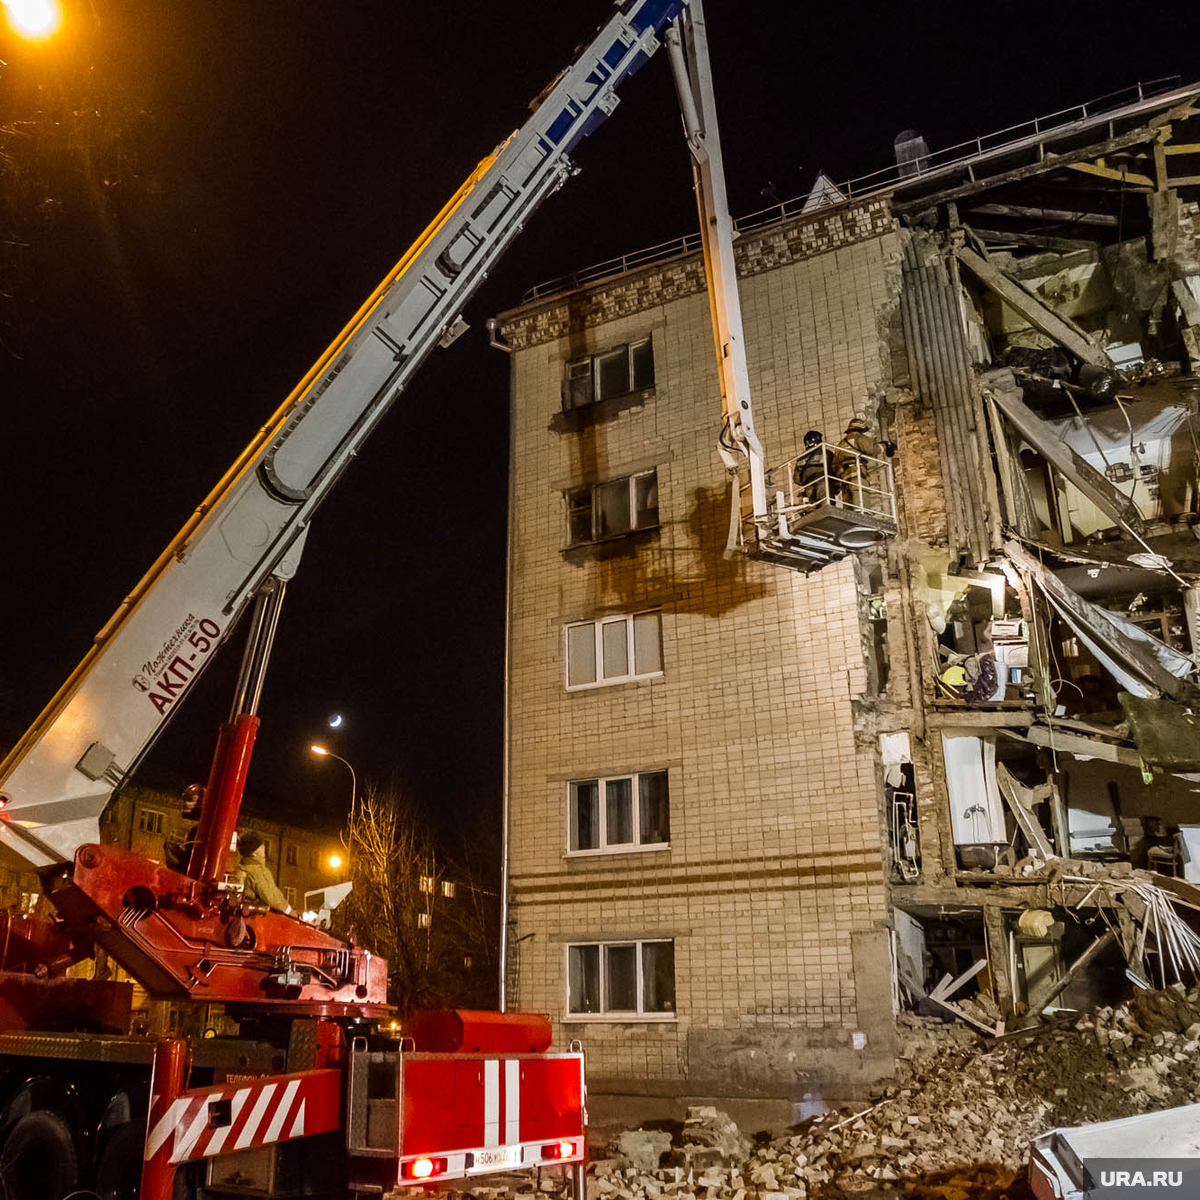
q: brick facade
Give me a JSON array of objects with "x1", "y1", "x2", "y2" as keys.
[{"x1": 501, "y1": 199, "x2": 902, "y2": 1104}]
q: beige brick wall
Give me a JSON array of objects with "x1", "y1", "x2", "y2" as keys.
[{"x1": 503, "y1": 208, "x2": 900, "y2": 1097}]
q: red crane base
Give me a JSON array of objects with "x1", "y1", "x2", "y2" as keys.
[{"x1": 42, "y1": 844, "x2": 388, "y2": 1012}]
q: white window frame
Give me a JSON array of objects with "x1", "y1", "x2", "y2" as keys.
[
  {"x1": 564, "y1": 610, "x2": 663, "y2": 691},
  {"x1": 138, "y1": 808, "x2": 165, "y2": 835},
  {"x1": 566, "y1": 770, "x2": 669, "y2": 856},
  {"x1": 566, "y1": 468, "x2": 658, "y2": 547},
  {"x1": 564, "y1": 938, "x2": 675, "y2": 1022},
  {"x1": 563, "y1": 335, "x2": 654, "y2": 410}
]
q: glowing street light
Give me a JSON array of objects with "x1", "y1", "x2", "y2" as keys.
[
  {"x1": 327, "y1": 853, "x2": 344, "y2": 871},
  {"x1": 2, "y1": 0, "x2": 62, "y2": 40},
  {"x1": 309, "y1": 743, "x2": 357, "y2": 824}
]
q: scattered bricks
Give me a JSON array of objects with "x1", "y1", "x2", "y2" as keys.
[
  {"x1": 1121, "y1": 1065, "x2": 1166, "y2": 1097},
  {"x1": 507, "y1": 988, "x2": 1200, "y2": 1200},
  {"x1": 618, "y1": 1129, "x2": 672, "y2": 1174}
]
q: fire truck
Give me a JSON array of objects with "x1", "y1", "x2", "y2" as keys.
[{"x1": 0, "y1": 1, "x2": 760, "y2": 1197}]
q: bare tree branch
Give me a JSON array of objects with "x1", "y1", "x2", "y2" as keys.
[{"x1": 335, "y1": 785, "x2": 499, "y2": 1015}]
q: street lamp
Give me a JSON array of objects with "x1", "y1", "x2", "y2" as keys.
[
  {"x1": 327, "y1": 853, "x2": 344, "y2": 872},
  {"x1": 2, "y1": 0, "x2": 62, "y2": 40},
  {"x1": 309, "y1": 744, "x2": 357, "y2": 825}
]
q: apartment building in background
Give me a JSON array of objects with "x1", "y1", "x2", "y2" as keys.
[{"x1": 498, "y1": 79, "x2": 1200, "y2": 1115}]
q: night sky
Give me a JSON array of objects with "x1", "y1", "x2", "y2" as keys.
[{"x1": 2, "y1": 1, "x2": 1197, "y2": 844}]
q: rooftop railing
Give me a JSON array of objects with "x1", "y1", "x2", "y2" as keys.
[{"x1": 520, "y1": 76, "x2": 1188, "y2": 305}]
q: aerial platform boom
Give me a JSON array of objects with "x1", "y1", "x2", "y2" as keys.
[
  {"x1": 0, "y1": 0, "x2": 705, "y2": 873},
  {"x1": 0, "y1": 5, "x2": 780, "y2": 1198}
]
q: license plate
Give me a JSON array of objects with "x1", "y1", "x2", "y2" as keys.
[{"x1": 473, "y1": 1147, "x2": 519, "y2": 1170}]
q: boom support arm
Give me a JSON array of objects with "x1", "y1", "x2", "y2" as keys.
[
  {"x1": 665, "y1": 2, "x2": 765, "y2": 518},
  {"x1": 0, "y1": 0, "x2": 689, "y2": 872}
]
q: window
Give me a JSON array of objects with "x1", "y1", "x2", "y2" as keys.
[
  {"x1": 563, "y1": 337, "x2": 654, "y2": 410},
  {"x1": 568, "y1": 771, "x2": 669, "y2": 853},
  {"x1": 138, "y1": 808, "x2": 165, "y2": 835},
  {"x1": 284, "y1": 887, "x2": 296, "y2": 907},
  {"x1": 441, "y1": 880, "x2": 456, "y2": 898},
  {"x1": 309, "y1": 848, "x2": 319, "y2": 869},
  {"x1": 567, "y1": 940, "x2": 675, "y2": 1018},
  {"x1": 285, "y1": 845, "x2": 297, "y2": 866},
  {"x1": 419, "y1": 875, "x2": 434, "y2": 893},
  {"x1": 567, "y1": 469, "x2": 658, "y2": 545},
  {"x1": 565, "y1": 611, "x2": 662, "y2": 689}
]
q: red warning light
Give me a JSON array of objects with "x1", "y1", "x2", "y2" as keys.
[{"x1": 410, "y1": 1159, "x2": 435, "y2": 1179}]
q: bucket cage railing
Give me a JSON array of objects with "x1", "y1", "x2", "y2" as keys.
[{"x1": 739, "y1": 441, "x2": 898, "y2": 571}]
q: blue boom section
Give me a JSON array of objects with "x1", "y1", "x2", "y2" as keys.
[{"x1": 555, "y1": 0, "x2": 685, "y2": 151}]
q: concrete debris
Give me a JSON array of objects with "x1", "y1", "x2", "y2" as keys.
[
  {"x1": 618, "y1": 1129, "x2": 673, "y2": 1174},
  {"x1": 460, "y1": 987, "x2": 1200, "y2": 1200}
]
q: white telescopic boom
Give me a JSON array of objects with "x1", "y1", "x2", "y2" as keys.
[
  {"x1": 0, "y1": 0, "x2": 692, "y2": 870},
  {"x1": 665, "y1": 1, "x2": 766, "y2": 520}
]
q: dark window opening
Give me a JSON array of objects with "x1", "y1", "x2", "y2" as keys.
[
  {"x1": 563, "y1": 336, "x2": 654, "y2": 412},
  {"x1": 566, "y1": 469, "x2": 658, "y2": 546}
]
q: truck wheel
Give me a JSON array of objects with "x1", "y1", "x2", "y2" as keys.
[
  {"x1": 95, "y1": 1124, "x2": 196, "y2": 1200},
  {"x1": 95, "y1": 1123, "x2": 142, "y2": 1200},
  {"x1": 0, "y1": 1109, "x2": 79, "y2": 1200}
]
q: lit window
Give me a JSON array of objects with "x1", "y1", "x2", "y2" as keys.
[
  {"x1": 418, "y1": 912, "x2": 432, "y2": 929},
  {"x1": 565, "y1": 611, "x2": 662, "y2": 690},
  {"x1": 419, "y1": 875, "x2": 434, "y2": 894},
  {"x1": 568, "y1": 771, "x2": 669, "y2": 853},
  {"x1": 285, "y1": 845, "x2": 297, "y2": 866},
  {"x1": 138, "y1": 808, "x2": 165, "y2": 835},
  {"x1": 563, "y1": 336, "x2": 654, "y2": 410},
  {"x1": 441, "y1": 880, "x2": 456, "y2": 898},
  {"x1": 567, "y1": 940, "x2": 674, "y2": 1018},
  {"x1": 567, "y1": 469, "x2": 658, "y2": 546}
]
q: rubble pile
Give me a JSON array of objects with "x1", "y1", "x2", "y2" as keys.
[{"x1": 581, "y1": 987, "x2": 1200, "y2": 1200}]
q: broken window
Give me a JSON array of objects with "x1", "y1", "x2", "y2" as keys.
[
  {"x1": 564, "y1": 611, "x2": 663, "y2": 690},
  {"x1": 563, "y1": 336, "x2": 655, "y2": 411},
  {"x1": 566, "y1": 939, "x2": 675, "y2": 1018},
  {"x1": 566, "y1": 469, "x2": 658, "y2": 545},
  {"x1": 568, "y1": 770, "x2": 669, "y2": 853}
]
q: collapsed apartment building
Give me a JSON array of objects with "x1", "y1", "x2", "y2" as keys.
[{"x1": 496, "y1": 79, "x2": 1200, "y2": 1114}]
